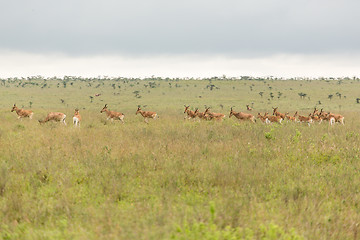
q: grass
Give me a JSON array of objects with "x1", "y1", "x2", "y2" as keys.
[{"x1": 1, "y1": 77, "x2": 360, "y2": 239}]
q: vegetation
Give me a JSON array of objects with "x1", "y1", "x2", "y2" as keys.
[{"x1": 0, "y1": 76, "x2": 360, "y2": 239}]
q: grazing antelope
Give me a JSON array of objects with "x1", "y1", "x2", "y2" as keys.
[
  {"x1": 285, "y1": 112, "x2": 296, "y2": 122},
  {"x1": 11, "y1": 104, "x2": 34, "y2": 120},
  {"x1": 272, "y1": 107, "x2": 286, "y2": 120},
  {"x1": 184, "y1": 105, "x2": 197, "y2": 120},
  {"x1": 246, "y1": 105, "x2": 253, "y2": 111},
  {"x1": 100, "y1": 104, "x2": 125, "y2": 123},
  {"x1": 136, "y1": 107, "x2": 158, "y2": 123},
  {"x1": 39, "y1": 112, "x2": 66, "y2": 125},
  {"x1": 229, "y1": 107, "x2": 255, "y2": 123},
  {"x1": 204, "y1": 107, "x2": 226, "y2": 121},
  {"x1": 73, "y1": 109, "x2": 81, "y2": 127},
  {"x1": 264, "y1": 112, "x2": 282, "y2": 124}
]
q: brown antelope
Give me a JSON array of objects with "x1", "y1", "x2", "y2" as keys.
[
  {"x1": 246, "y1": 105, "x2": 253, "y2": 111},
  {"x1": 272, "y1": 107, "x2": 286, "y2": 120},
  {"x1": 229, "y1": 107, "x2": 255, "y2": 123},
  {"x1": 100, "y1": 104, "x2": 125, "y2": 123},
  {"x1": 297, "y1": 113, "x2": 313, "y2": 126},
  {"x1": 257, "y1": 113, "x2": 267, "y2": 123},
  {"x1": 73, "y1": 109, "x2": 81, "y2": 127},
  {"x1": 204, "y1": 107, "x2": 226, "y2": 121},
  {"x1": 264, "y1": 112, "x2": 282, "y2": 124},
  {"x1": 136, "y1": 107, "x2": 158, "y2": 123},
  {"x1": 39, "y1": 112, "x2": 66, "y2": 125},
  {"x1": 195, "y1": 108, "x2": 209, "y2": 120},
  {"x1": 184, "y1": 105, "x2": 197, "y2": 120},
  {"x1": 11, "y1": 104, "x2": 34, "y2": 120},
  {"x1": 327, "y1": 112, "x2": 344, "y2": 125},
  {"x1": 285, "y1": 112, "x2": 296, "y2": 122}
]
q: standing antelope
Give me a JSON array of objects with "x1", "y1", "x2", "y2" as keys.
[
  {"x1": 285, "y1": 112, "x2": 296, "y2": 122},
  {"x1": 204, "y1": 107, "x2": 226, "y2": 121},
  {"x1": 100, "y1": 104, "x2": 125, "y2": 123},
  {"x1": 264, "y1": 112, "x2": 282, "y2": 124},
  {"x1": 272, "y1": 107, "x2": 286, "y2": 120},
  {"x1": 184, "y1": 105, "x2": 197, "y2": 120},
  {"x1": 73, "y1": 109, "x2": 81, "y2": 127},
  {"x1": 11, "y1": 104, "x2": 34, "y2": 120},
  {"x1": 136, "y1": 107, "x2": 158, "y2": 123},
  {"x1": 327, "y1": 112, "x2": 344, "y2": 125},
  {"x1": 39, "y1": 112, "x2": 66, "y2": 125},
  {"x1": 297, "y1": 113, "x2": 313, "y2": 126},
  {"x1": 229, "y1": 107, "x2": 255, "y2": 122}
]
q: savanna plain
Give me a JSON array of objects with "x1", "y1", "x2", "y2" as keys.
[{"x1": 1, "y1": 77, "x2": 360, "y2": 239}]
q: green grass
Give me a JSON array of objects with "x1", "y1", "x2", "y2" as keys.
[{"x1": 1, "y1": 77, "x2": 360, "y2": 239}]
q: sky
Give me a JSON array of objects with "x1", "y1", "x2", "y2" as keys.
[{"x1": 0, "y1": 0, "x2": 359, "y2": 78}]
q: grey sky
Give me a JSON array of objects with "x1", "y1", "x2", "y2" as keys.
[{"x1": 0, "y1": 0, "x2": 359, "y2": 77}]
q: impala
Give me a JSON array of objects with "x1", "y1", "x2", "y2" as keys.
[
  {"x1": 100, "y1": 104, "x2": 125, "y2": 123},
  {"x1": 136, "y1": 107, "x2": 158, "y2": 123},
  {"x1": 272, "y1": 107, "x2": 286, "y2": 120},
  {"x1": 229, "y1": 107, "x2": 255, "y2": 122},
  {"x1": 204, "y1": 107, "x2": 226, "y2": 121},
  {"x1": 11, "y1": 104, "x2": 34, "y2": 119},
  {"x1": 184, "y1": 105, "x2": 197, "y2": 120},
  {"x1": 39, "y1": 112, "x2": 66, "y2": 125},
  {"x1": 73, "y1": 109, "x2": 81, "y2": 127}
]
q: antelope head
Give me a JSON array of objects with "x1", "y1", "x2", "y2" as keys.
[
  {"x1": 272, "y1": 107, "x2": 278, "y2": 115},
  {"x1": 136, "y1": 107, "x2": 142, "y2": 115},
  {"x1": 11, "y1": 104, "x2": 17, "y2": 112},
  {"x1": 75, "y1": 108, "x2": 79, "y2": 115},
  {"x1": 100, "y1": 104, "x2": 108, "y2": 113},
  {"x1": 194, "y1": 108, "x2": 199, "y2": 114},
  {"x1": 184, "y1": 105, "x2": 190, "y2": 113},
  {"x1": 229, "y1": 107, "x2": 234, "y2": 118}
]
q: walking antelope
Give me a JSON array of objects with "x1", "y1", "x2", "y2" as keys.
[
  {"x1": 39, "y1": 112, "x2": 66, "y2": 125},
  {"x1": 73, "y1": 109, "x2": 81, "y2": 127},
  {"x1": 272, "y1": 107, "x2": 286, "y2": 120},
  {"x1": 246, "y1": 105, "x2": 253, "y2": 111},
  {"x1": 257, "y1": 113, "x2": 267, "y2": 123},
  {"x1": 11, "y1": 104, "x2": 34, "y2": 119},
  {"x1": 229, "y1": 107, "x2": 255, "y2": 122},
  {"x1": 297, "y1": 113, "x2": 313, "y2": 126},
  {"x1": 136, "y1": 107, "x2": 158, "y2": 123},
  {"x1": 100, "y1": 104, "x2": 125, "y2": 123},
  {"x1": 264, "y1": 112, "x2": 282, "y2": 124},
  {"x1": 184, "y1": 105, "x2": 197, "y2": 120},
  {"x1": 204, "y1": 107, "x2": 226, "y2": 121}
]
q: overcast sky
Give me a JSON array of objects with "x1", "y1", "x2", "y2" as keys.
[{"x1": 0, "y1": 0, "x2": 359, "y2": 78}]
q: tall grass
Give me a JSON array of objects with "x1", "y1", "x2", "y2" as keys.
[{"x1": 1, "y1": 78, "x2": 360, "y2": 239}]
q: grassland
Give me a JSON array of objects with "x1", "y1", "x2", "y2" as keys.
[{"x1": 1, "y1": 77, "x2": 360, "y2": 239}]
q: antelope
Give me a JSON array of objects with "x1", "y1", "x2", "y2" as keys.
[
  {"x1": 100, "y1": 104, "x2": 125, "y2": 123},
  {"x1": 272, "y1": 107, "x2": 286, "y2": 120},
  {"x1": 204, "y1": 107, "x2": 226, "y2": 121},
  {"x1": 285, "y1": 112, "x2": 296, "y2": 122},
  {"x1": 327, "y1": 112, "x2": 344, "y2": 125},
  {"x1": 246, "y1": 105, "x2": 253, "y2": 111},
  {"x1": 264, "y1": 112, "x2": 282, "y2": 124},
  {"x1": 184, "y1": 105, "x2": 197, "y2": 120},
  {"x1": 11, "y1": 104, "x2": 34, "y2": 120},
  {"x1": 195, "y1": 108, "x2": 209, "y2": 120},
  {"x1": 257, "y1": 113, "x2": 267, "y2": 123},
  {"x1": 136, "y1": 107, "x2": 158, "y2": 123},
  {"x1": 229, "y1": 107, "x2": 255, "y2": 123},
  {"x1": 73, "y1": 109, "x2": 81, "y2": 127},
  {"x1": 39, "y1": 112, "x2": 66, "y2": 125},
  {"x1": 297, "y1": 113, "x2": 313, "y2": 126}
]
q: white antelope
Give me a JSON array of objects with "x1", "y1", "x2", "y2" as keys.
[
  {"x1": 39, "y1": 112, "x2": 66, "y2": 125},
  {"x1": 73, "y1": 109, "x2": 81, "y2": 127},
  {"x1": 11, "y1": 104, "x2": 34, "y2": 120}
]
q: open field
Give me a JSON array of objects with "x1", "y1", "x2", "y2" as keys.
[{"x1": 1, "y1": 77, "x2": 360, "y2": 239}]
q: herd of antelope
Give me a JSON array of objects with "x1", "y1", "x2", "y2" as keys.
[
  {"x1": 184, "y1": 105, "x2": 344, "y2": 126},
  {"x1": 10, "y1": 103, "x2": 344, "y2": 127}
]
